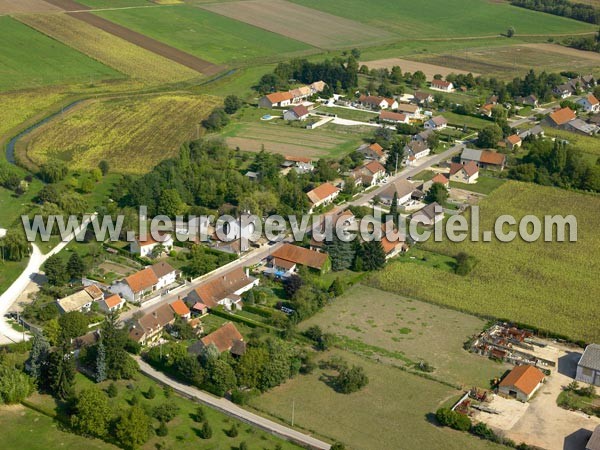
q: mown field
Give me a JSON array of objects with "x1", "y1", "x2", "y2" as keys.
[
  {"x1": 218, "y1": 108, "x2": 365, "y2": 159},
  {"x1": 291, "y1": 0, "x2": 596, "y2": 38},
  {"x1": 251, "y1": 349, "x2": 504, "y2": 450},
  {"x1": 300, "y1": 285, "x2": 509, "y2": 387},
  {"x1": 24, "y1": 94, "x2": 221, "y2": 174},
  {"x1": 0, "y1": 16, "x2": 122, "y2": 92},
  {"x1": 77, "y1": 0, "x2": 151, "y2": 6},
  {"x1": 94, "y1": 4, "x2": 315, "y2": 65},
  {"x1": 368, "y1": 181, "x2": 600, "y2": 343},
  {"x1": 0, "y1": 406, "x2": 116, "y2": 450},
  {"x1": 199, "y1": 0, "x2": 395, "y2": 49},
  {"x1": 17, "y1": 14, "x2": 202, "y2": 84}
]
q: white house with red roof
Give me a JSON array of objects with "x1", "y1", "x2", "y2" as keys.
[
  {"x1": 577, "y1": 94, "x2": 600, "y2": 113},
  {"x1": 430, "y1": 79, "x2": 454, "y2": 92},
  {"x1": 306, "y1": 182, "x2": 340, "y2": 212},
  {"x1": 449, "y1": 161, "x2": 479, "y2": 184},
  {"x1": 284, "y1": 104, "x2": 310, "y2": 121},
  {"x1": 130, "y1": 234, "x2": 174, "y2": 258},
  {"x1": 352, "y1": 161, "x2": 387, "y2": 187},
  {"x1": 97, "y1": 294, "x2": 125, "y2": 313},
  {"x1": 358, "y1": 95, "x2": 398, "y2": 110}
]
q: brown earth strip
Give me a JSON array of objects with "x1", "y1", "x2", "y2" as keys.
[{"x1": 43, "y1": 0, "x2": 224, "y2": 76}]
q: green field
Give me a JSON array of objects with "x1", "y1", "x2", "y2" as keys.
[
  {"x1": 291, "y1": 0, "x2": 596, "y2": 38},
  {"x1": 301, "y1": 285, "x2": 509, "y2": 387},
  {"x1": 0, "y1": 406, "x2": 116, "y2": 450},
  {"x1": 94, "y1": 4, "x2": 314, "y2": 65},
  {"x1": 542, "y1": 126, "x2": 600, "y2": 163},
  {"x1": 77, "y1": 0, "x2": 152, "y2": 6},
  {"x1": 442, "y1": 111, "x2": 493, "y2": 130},
  {"x1": 368, "y1": 181, "x2": 600, "y2": 342},
  {"x1": 316, "y1": 105, "x2": 379, "y2": 122},
  {"x1": 0, "y1": 16, "x2": 122, "y2": 92},
  {"x1": 251, "y1": 349, "x2": 504, "y2": 450}
]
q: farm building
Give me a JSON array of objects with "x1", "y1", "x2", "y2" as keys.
[
  {"x1": 576, "y1": 344, "x2": 600, "y2": 386},
  {"x1": 460, "y1": 148, "x2": 506, "y2": 171},
  {"x1": 449, "y1": 161, "x2": 479, "y2": 184},
  {"x1": 185, "y1": 267, "x2": 258, "y2": 311},
  {"x1": 498, "y1": 365, "x2": 545, "y2": 402},
  {"x1": 57, "y1": 285, "x2": 104, "y2": 314},
  {"x1": 430, "y1": 79, "x2": 454, "y2": 92},
  {"x1": 565, "y1": 118, "x2": 599, "y2": 136}
]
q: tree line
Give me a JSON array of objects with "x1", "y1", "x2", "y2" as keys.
[{"x1": 511, "y1": 0, "x2": 599, "y2": 24}]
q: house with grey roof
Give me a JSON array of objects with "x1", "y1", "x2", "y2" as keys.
[
  {"x1": 518, "y1": 125, "x2": 544, "y2": 140},
  {"x1": 577, "y1": 344, "x2": 600, "y2": 386}
]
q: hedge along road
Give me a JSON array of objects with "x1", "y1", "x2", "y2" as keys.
[{"x1": 43, "y1": 0, "x2": 225, "y2": 77}]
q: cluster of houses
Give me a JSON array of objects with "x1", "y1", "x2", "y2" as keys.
[
  {"x1": 553, "y1": 74, "x2": 596, "y2": 99},
  {"x1": 258, "y1": 81, "x2": 326, "y2": 109},
  {"x1": 57, "y1": 284, "x2": 125, "y2": 315}
]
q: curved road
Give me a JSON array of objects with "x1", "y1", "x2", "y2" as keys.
[{"x1": 136, "y1": 356, "x2": 331, "y2": 450}]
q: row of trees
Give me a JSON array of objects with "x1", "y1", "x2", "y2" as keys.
[{"x1": 511, "y1": 0, "x2": 599, "y2": 24}]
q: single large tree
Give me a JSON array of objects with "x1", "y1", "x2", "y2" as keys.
[
  {"x1": 44, "y1": 254, "x2": 68, "y2": 286},
  {"x1": 95, "y1": 338, "x2": 107, "y2": 383},
  {"x1": 360, "y1": 240, "x2": 386, "y2": 271},
  {"x1": 115, "y1": 406, "x2": 152, "y2": 450},
  {"x1": 26, "y1": 332, "x2": 50, "y2": 381},
  {"x1": 47, "y1": 345, "x2": 75, "y2": 400},
  {"x1": 425, "y1": 183, "x2": 449, "y2": 205},
  {"x1": 67, "y1": 252, "x2": 86, "y2": 280},
  {"x1": 71, "y1": 387, "x2": 111, "y2": 438}
]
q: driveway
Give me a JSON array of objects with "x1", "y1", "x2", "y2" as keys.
[{"x1": 478, "y1": 349, "x2": 600, "y2": 450}]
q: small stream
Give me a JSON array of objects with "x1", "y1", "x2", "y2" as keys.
[{"x1": 5, "y1": 100, "x2": 84, "y2": 165}]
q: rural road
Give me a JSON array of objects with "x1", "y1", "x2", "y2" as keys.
[
  {"x1": 135, "y1": 356, "x2": 331, "y2": 450},
  {"x1": 0, "y1": 214, "x2": 96, "y2": 343}
]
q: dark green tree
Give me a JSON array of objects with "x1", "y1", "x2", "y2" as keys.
[
  {"x1": 47, "y1": 345, "x2": 75, "y2": 400},
  {"x1": 476, "y1": 125, "x2": 503, "y2": 148},
  {"x1": 67, "y1": 252, "x2": 86, "y2": 280},
  {"x1": 199, "y1": 420, "x2": 212, "y2": 439},
  {"x1": 360, "y1": 240, "x2": 386, "y2": 271},
  {"x1": 70, "y1": 387, "x2": 111, "y2": 438},
  {"x1": 26, "y1": 332, "x2": 50, "y2": 381},
  {"x1": 425, "y1": 183, "x2": 449, "y2": 205},
  {"x1": 223, "y1": 95, "x2": 243, "y2": 114},
  {"x1": 98, "y1": 160, "x2": 110, "y2": 176},
  {"x1": 95, "y1": 338, "x2": 107, "y2": 383},
  {"x1": 115, "y1": 406, "x2": 152, "y2": 450},
  {"x1": 58, "y1": 311, "x2": 88, "y2": 342},
  {"x1": 44, "y1": 254, "x2": 68, "y2": 286},
  {"x1": 334, "y1": 365, "x2": 369, "y2": 393}
]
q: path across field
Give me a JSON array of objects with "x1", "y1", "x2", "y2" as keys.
[{"x1": 42, "y1": 0, "x2": 224, "y2": 76}]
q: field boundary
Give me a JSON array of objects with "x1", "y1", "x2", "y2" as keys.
[{"x1": 42, "y1": 0, "x2": 225, "y2": 76}]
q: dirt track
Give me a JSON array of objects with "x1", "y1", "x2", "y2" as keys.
[{"x1": 42, "y1": 0, "x2": 224, "y2": 76}]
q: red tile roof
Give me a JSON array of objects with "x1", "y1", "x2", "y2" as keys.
[
  {"x1": 290, "y1": 104, "x2": 309, "y2": 117},
  {"x1": 307, "y1": 182, "x2": 340, "y2": 204},
  {"x1": 431, "y1": 173, "x2": 449, "y2": 185},
  {"x1": 103, "y1": 294, "x2": 123, "y2": 309},
  {"x1": 380, "y1": 110, "x2": 408, "y2": 122},
  {"x1": 126, "y1": 267, "x2": 159, "y2": 293},
  {"x1": 548, "y1": 107, "x2": 576, "y2": 126},
  {"x1": 506, "y1": 134, "x2": 522, "y2": 145},
  {"x1": 588, "y1": 94, "x2": 599, "y2": 106},
  {"x1": 363, "y1": 160, "x2": 386, "y2": 175},
  {"x1": 432, "y1": 79, "x2": 452, "y2": 88},
  {"x1": 201, "y1": 322, "x2": 243, "y2": 353},
  {"x1": 170, "y1": 299, "x2": 190, "y2": 317},
  {"x1": 265, "y1": 91, "x2": 293, "y2": 103},
  {"x1": 499, "y1": 365, "x2": 545, "y2": 396},
  {"x1": 479, "y1": 150, "x2": 506, "y2": 166},
  {"x1": 271, "y1": 243, "x2": 328, "y2": 270},
  {"x1": 450, "y1": 161, "x2": 479, "y2": 177},
  {"x1": 285, "y1": 155, "x2": 312, "y2": 164},
  {"x1": 190, "y1": 268, "x2": 255, "y2": 308}
]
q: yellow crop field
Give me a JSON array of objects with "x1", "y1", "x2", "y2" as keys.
[
  {"x1": 368, "y1": 182, "x2": 600, "y2": 343},
  {"x1": 0, "y1": 89, "x2": 68, "y2": 140},
  {"x1": 17, "y1": 14, "x2": 201, "y2": 84},
  {"x1": 25, "y1": 94, "x2": 221, "y2": 174}
]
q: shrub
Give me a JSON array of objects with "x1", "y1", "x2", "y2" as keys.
[
  {"x1": 334, "y1": 365, "x2": 369, "y2": 394},
  {"x1": 107, "y1": 382, "x2": 118, "y2": 398},
  {"x1": 152, "y1": 403, "x2": 180, "y2": 423},
  {"x1": 194, "y1": 406, "x2": 205, "y2": 423},
  {"x1": 225, "y1": 423, "x2": 238, "y2": 438},
  {"x1": 156, "y1": 421, "x2": 168, "y2": 437},
  {"x1": 145, "y1": 385, "x2": 156, "y2": 399},
  {"x1": 435, "y1": 408, "x2": 471, "y2": 431},
  {"x1": 199, "y1": 421, "x2": 212, "y2": 439}
]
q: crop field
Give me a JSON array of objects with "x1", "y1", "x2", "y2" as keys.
[
  {"x1": 199, "y1": 0, "x2": 395, "y2": 49},
  {"x1": 368, "y1": 181, "x2": 600, "y2": 343},
  {"x1": 0, "y1": 0, "x2": 61, "y2": 14},
  {"x1": 541, "y1": 127, "x2": 600, "y2": 163},
  {"x1": 362, "y1": 57, "x2": 477, "y2": 78},
  {"x1": 0, "y1": 89, "x2": 68, "y2": 142},
  {"x1": 94, "y1": 4, "x2": 314, "y2": 65},
  {"x1": 414, "y1": 43, "x2": 600, "y2": 79},
  {"x1": 300, "y1": 285, "x2": 508, "y2": 387},
  {"x1": 291, "y1": 0, "x2": 595, "y2": 38},
  {"x1": 251, "y1": 349, "x2": 503, "y2": 450},
  {"x1": 24, "y1": 94, "x2": 221, "y2": 174},
  {"x1": 0, "y1": 16, "x2": 122, "y2": 92},
  {"x1": 219, "y1": 120, "x2": 364, "y2": 159},
  {"x1": 17, "y1": 14, "x2": 202, "y2": 84},
  {"x1": 450, "y1": 176, "x2": 507, "y2": 195},
  {"x1": 76, "y1": 0, "x2": 151, "y2": 7}
]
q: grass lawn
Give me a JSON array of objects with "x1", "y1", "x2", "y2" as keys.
[
  {"x1": 23, "y1": 94, "x2": 221, "y2": 174},
  {"x1": 0, "y1": 405, "x2": 116, "y2": 450},
  {"x1": 450, "y1": 176, "x2": 506, "y2": 195},
  {"x1": 442, "y1": 111, "x2": 493, "y2": 130},
  {"x1": 292, "y1": 0, "x2": 595, "y2": 38},
  {"x1": 0, "y1": 178, "x2": 45, "y2": 229},
  {"x1": 413, "y1": 170, "x2": 436, "y2": 182},
  {"x1": 0, "y1": 16, "x2": 122, "y2": 92},
  {"x1": 368, "y1": 181, "x2": 600, "y2": 342},
  {"x1": 301, "y1": 284, "x2": 508, "y2": 387},
  {"x1": 25, "y1": 372, "x2": 301, "y2": 450},
  {"x1": 0, "y1": 259, "x2": 28, "y2": 296},
  {"x1": 198, "y1": 64, "x2": 275, "y2": 99},
  {"x1": 315, "y1": 105, "x2": 378, "y2": 122},
  {"x1": 250, "y1": 349, "x2": 504, "y2": 450},
  {"x1": 95, "y1": 5, "x2": 314, "y2": 66}
]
